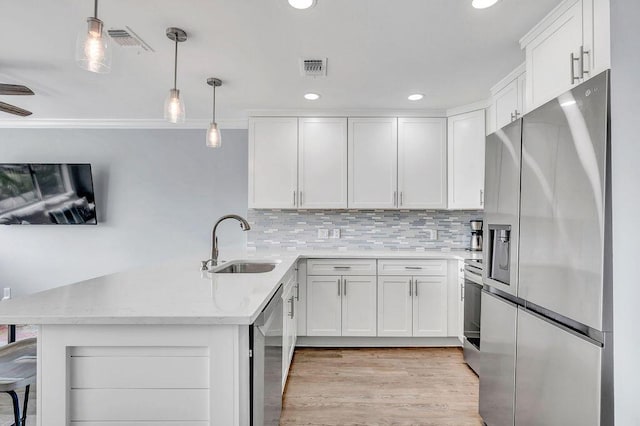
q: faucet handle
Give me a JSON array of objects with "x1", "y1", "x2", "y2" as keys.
[{"x1": 201, "y1": 259, "x2": 212, "y2": 271}]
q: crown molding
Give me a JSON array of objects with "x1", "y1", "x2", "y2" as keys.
[
  {"x1": 445, "y1": 99, "x2": 490, "y2": 117},
  {"x1": 247, "y1": 108, "x2": 448, "y2": 118},
  {"x1": 0, "y1": 118, "x2": 249, "y2": 130}
]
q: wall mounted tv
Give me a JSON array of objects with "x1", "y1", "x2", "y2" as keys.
[{"x1": 0, "y1": 164, "x2": 97, "y2": 225}]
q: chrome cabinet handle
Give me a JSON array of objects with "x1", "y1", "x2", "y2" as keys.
[
  {"x1": 511, "y1": 110, "x2": 520, "y2": 122},
  {"x1": 393, "y1": 191, "x2": 397, "y2": 207},
  {"x1": 333, "y1": 266, "x2": 351, "y2": 270},
  {"x1": 291, "y1": 296, "x2": 295, "y2": 318},
  {"x1": 293, "y1": 190, "x2": 296, "y2": 206},
  {"x1": 338, "y1": 278, "x2": 341, "y2": 296},
  {"x1": 400, "y1": 192, "x2": 403, "y2": 206},
  {"x1": 571, "y1": 52, "x2": 581, "y2": 84},
  {"x1": 460, "y1": 284, "x2": 464, "y2": 302},
  {"x1": 343, "y1": 278, "x2": 347, "y2": 296},
  {"x1": 415, "y1": 280, "x2": 418, "y2": 297},
  {"x1": 405, "y1": 266, "x2": 422, "y2": 270},
  {"x1": 288, "y1": 296, "x2": 294, "y2": 318},
  {"x1": 580, "y1": 45, "x2": 590, "y2": 78},
  {"x1": 300, "y1": 191, "x2": 303, "y2": 206},
  {"x1": 480, "y1": 189, "x2": 484, "y2": 206},
  {"x1": 295, "y1": 283, "x2": 300, "y2": 301},
  {"x1": 409, "y1": 278, "x2": 413, "y2": 296}
]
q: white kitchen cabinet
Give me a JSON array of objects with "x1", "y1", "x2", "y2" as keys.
[
  {"x1": 488, "y1": 64, "x2": 526, "y2": 134},
  {"x1": 413, "y1": 277, "x2": 448, "y2": 337},
  {"x1": 298, "y1": 118, "x2": 348, "y2": 209},
  {"x1": 397, "y1": 118, "x2": 447, "y2": 209},
  {"x1": 306, "y1": 275, "x2": 342, "y2": 336},
  {"x1": 447, "y1": 110, "x2": 485, "y2": 210},
  {"x1": 348, "y1": 118, "x2": 398, "y2": 209},
  {"x1": 341, "y1": 276, "x2": 377, "y2": 336},
  {"x1": 377, "y1": 276, "x2": 413, "y2": 337},
  {"x1": 307, "y1": 274, "x2": 377, "y2": 337},
  {"x1": 307, "y1": 260, "x2": 377, "y2": 337},
  {"x1": 248, "y1": 117, "x2": 298, "y2": 209},
  {"x1": 521, "y1": 0, "x2": 611, "y2": 111},
  {"x1": 282, "y1": 267, "x2": 298, "y2": 389}
]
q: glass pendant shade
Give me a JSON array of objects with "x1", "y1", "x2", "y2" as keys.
[
  {"x1": 206, "y1": 122, "x2": 222, "y2": 148},
  {"x1": 76, "y1": 17, "x2": 111, "y2": 73},
  {"x1": 164, "y1": 89, "x2": 185, "y2": 123}
]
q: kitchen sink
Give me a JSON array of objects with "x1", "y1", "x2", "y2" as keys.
[{"x1": 213, "y1": 261, "x2": 278, "y2": 274}]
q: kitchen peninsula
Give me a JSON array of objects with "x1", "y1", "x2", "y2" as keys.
[{"x1": 0, "y1": 249, "x2": 480, "y2": 425}]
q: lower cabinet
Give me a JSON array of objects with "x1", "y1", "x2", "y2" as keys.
[
  {"x1": 307, "y1": 275, "x2": 377, "y2": 337},
  {"x1": 377, "y1": 276, "x2": 448, "y2": 337},
  {"x1": 282, "y1": 268, "x2": 298, "y2": 389}
]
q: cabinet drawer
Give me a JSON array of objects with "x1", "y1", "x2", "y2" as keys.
[
  {"x1": 307, "y1": 259, "x2": 377, "y2": 276},
  {"x1": 377, "y1": 259, "x2": 447, "y2": 276}
]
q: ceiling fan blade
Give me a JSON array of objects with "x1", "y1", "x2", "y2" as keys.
[
  {"x1": 0, "y1": 102, "x2": 32, "y2": 117},
  {"x1": 0, "y1": 84, "x2": 34, "y2": 96}
]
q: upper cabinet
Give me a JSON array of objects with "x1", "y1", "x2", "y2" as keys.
[
  {"x1": 398, "y1": 118, "x2": 447, "y2": 209},
  {"x1": 248, "y1": 117, "x2": 298, "y2": 209},
  {"x1": 486, "y1": 64, "x2": 526, "y2": 135},
  {"x1": 447, "y1": 110, "x2": 486, "y2": 210},
  {"x1": 299, "y1": 118, "x2": 348, "y2": 209},
  {"x1": 249, "y1": 115, "x2": 470, "y2": 210},
  {"x1": 348, "y1": 118, "x2": 398, "y2": 209},
  {"x1": 520, "y1": 0, "x2": 610, "y2": 111}
]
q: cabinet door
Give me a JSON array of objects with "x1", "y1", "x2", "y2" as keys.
[
  {"x1": 397, "y1": 118, "x2": 447, "y2": 209},
  {"x1": 282, "y1": 284, "x2": 294, "y2": 388},
  {"x1": 299, "y1": 118, "x2": 348, "y2": 209},
  {"x1": 348, "y1": 118, "x2": 398, "y2": 209},
  {"x1": 377, "y1": 276, "x2": 413, "y2": 337},
  {"x1": 525, "y1": 0, "x2": 583, "y2": 111},
  {"x1": 517, "y1": 72, "x2": 527, "y2": 116},
  {"x1": 306, "y1": 275, "x2": 342, "y2": 336},
  {"x1": 249, "y1": 117, "x2": 298, "y2": 209},
  {"x1": 342, "y1": 276, "x2": 377, "y2": 336},
  {"x1": 412, "y1": 277, "x2": 448, "y2": 337},
  {"x1": 447, "y1": 110, "x2": 485, "y2": 210},
  {"x1": 494, "y1": 79, "x2": 519, "y2": 131}
]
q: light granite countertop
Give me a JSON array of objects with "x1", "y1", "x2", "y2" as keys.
[{"x1": 0, "y1": 249, "x2": 482, "y2": 326}]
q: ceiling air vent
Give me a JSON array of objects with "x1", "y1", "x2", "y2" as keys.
[
  {"x1": 107, "y1": 27, "x2": 154, "y2": 52},
  {"x1": 300, "y1": 58, "x2": 327, "y2": 77}
]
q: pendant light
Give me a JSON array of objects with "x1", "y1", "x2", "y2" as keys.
[
  {"x1": 164, "y1": 27, "x2": 187, "y2": 123},
  {"x1": 76, "y1": 0, "x2": 112, "y2": 73},
  {"x1": 206, "y1": 78, "x2": 222, "y2": 148}
]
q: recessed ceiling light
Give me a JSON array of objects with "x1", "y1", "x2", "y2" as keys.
[
  {"x1": 408, "y1": 94, "x2": 424, "y2": 101},
  {"x1": 304, "y1": 93, "x2": 320, "y2": 101},
  {"x1": 472, "y1": 0, "x2": 499, "y2": 9},
  {"x1": 288, "y1": 0, "x2": 316, "y2": 10}
]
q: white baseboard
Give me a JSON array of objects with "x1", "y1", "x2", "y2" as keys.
[{"x1": 296, "y1": 336, "x2": 463, "y2": 348}]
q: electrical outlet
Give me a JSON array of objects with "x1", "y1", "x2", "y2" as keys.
[
  {"x1": 331, "y1": 229, "x2": 341, "y2": 239},
  {"x1": 425, "y1": 229, "x2": 438, "y2": 240},
  {"x1": 2, "y1": 287, "x2": 11, "y2": 301},
  {"x1": 317, "y1": 229, "x2": 329, "y2": 239}
]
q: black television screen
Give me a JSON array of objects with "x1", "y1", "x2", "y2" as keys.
[{"x1": 0, "y1": 164, "x2": 97, "y2": 225}]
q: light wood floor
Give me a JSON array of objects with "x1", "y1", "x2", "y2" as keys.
[{"x1": 281, "y1": 347, "x2": 482, "y2": 426}]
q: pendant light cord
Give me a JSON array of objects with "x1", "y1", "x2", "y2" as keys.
[
  {"x1": 173, "y1": 37, "x2": 178, "y2": 90},
  {"x1": 94, "y1": 0, "x2": 98, "y2": 18},
  {"x1": 212, "y1": 84, "x2": 216, "y2": 122}
]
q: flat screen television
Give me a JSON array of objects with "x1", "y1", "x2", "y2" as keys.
[{"x1": 0, "y1": 164, "x2": 97, "y2": 225}]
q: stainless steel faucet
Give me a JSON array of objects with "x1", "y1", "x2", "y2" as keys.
[{"x1": 202, "y1": 214, "x2": 251, "y2": 270}]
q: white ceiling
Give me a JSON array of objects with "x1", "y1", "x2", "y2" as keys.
[{"x1": 0, "y1": 0, "x2": 562, "y2": 125}]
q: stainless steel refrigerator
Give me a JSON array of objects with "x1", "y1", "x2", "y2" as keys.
[{"x1": 479, "y1": 70, "x2": 613, "y2": 426}]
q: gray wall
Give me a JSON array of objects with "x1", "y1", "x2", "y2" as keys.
[
  {"x1": 0, "y1": 128, "x2": 248, "y2": 297},
  {"x1": 611, "y1": 1, "x2": 640, "y2": 423}
]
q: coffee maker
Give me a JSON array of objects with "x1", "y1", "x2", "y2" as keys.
[{"x1": 470, "y1": 219, "x2": 483, "y2": 251}]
